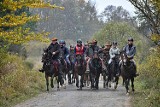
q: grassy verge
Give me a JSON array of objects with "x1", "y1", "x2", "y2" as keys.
[
  {"x1": 131, "y1": 47, "x2": 160, "y2": 107},
  {"x1": 0, "y1": 53, "x2": 45, "y2": 107}
]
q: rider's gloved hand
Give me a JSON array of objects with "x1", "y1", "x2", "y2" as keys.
[{"x1": 52, "y1": 52, "x2": 56, "y2": 55}]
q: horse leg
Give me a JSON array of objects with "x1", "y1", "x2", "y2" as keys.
[
  {"x1": 131, "y1": 77, "x2": 135, "y2": 93},
  {"x1": 90, "y1": 73, "x2": 94, "y2": 89},
  {"x1": 122, "y1": 77, "x2": 125, "y2": 86},
  {"x1": 45, "y1": 75, "x2": 49, "y2": 91},
  {"x1": 56, "y1": 76, "x2": 60, "y2": 91},
  {"x1": 114, "y1": 76, "x2": 119, "y2": 89},
  {"x1": 68, "y1": 71, "x2": 71, "y2": 84},
  {"x1": 108, "y1": 74, "x2": 111, "y2": 88},
  {"x1": 95, "y1": 73, "x2": 100, "y2": 90},
  {"x1": 125, "y1": 79, "x2": 129, "y2": 95},
  {"x1": 50, "y1": 74, "x2": 54, "y2": 88},
  {"x1": 80, "y1": 75, "x2": 84, "y2": 90},
  {"x1": 87, "y1": 74, "x2": 90, "y2": 87},
  {"x1": 75, "y1": 73, "x2": 79, "y2": 88},
  {"x1": 103, "y1": 73, "x2": 106, "y2": 88}
]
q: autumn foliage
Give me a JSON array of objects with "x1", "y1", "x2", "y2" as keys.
[{"x1": 0, "y1": 0, "x2": 64, "y2": 44}]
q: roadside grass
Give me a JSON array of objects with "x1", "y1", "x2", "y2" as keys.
[
  {"x1": 0, "y1": 54, "x2": 46, "y2": 107},
  {"x1": 131, "y1": 47, "x2": 160, "y2": 107}
]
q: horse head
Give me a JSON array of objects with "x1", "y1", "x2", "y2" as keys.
[
  {"x1": 120, "y1": 51, "x2": 131, "y2": 66},
  {"x1": 75, "y1": 54, "x2": 83, "y2": 67},
  {"x1": 42, "y1": 48, "x2": 49, "y2": 63},
  {"x1": 91, "y1": 52, "x2": 102, "y2": 71}
]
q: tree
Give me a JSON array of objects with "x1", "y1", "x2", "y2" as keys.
[
  {"x1": 128, "y1": 0, "x2": 160, "y2": 35},
  {"x1": 0, "y1": 0, "x2": 64, "y2": 44},
  {"x1": 32, "y1": 0, "x2": 103, "y2": 43},
  {"x1": 100, "y1": 5, "x2": 130, "y2": 22}
]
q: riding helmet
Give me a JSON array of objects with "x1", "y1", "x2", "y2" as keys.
[
  {"x1": 128, "y1": 37, "x2": 134, "y2": 41},
  {"x1": 77, "y1": 39, "x2": 82, "y2": 44},
  {"x1": 112, "y1": 41, "x2": 117, "y2": 45}
]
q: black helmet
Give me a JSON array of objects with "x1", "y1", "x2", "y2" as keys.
[
  {"x1": 128, "y1": 37, "x2": 134, "y2": 41},
  {"x1": 77, "y1": 39, "x2": 82, "y2": 44},
  {"x1": 112, "y1": 41, "x2": 117, "y2": 45}
]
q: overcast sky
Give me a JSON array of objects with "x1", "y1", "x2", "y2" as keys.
[{"x1": 90, "y1": 0, "x2": 136, "y2": 15}]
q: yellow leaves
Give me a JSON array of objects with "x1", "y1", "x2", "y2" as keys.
[
  {"x1": 0, "y1": 27, "x2": 50, "y2": 44},
  {"x1": 2, "y1": 0, "x2": 64, "y2": 11},
  {"x1": 0, "y1": 13, "x2": 40, "y2": 27},
  {"x1": 0, "y1": 0, "x2": 64, "y2": 44},
  {"x1": 151, "y1": 34, "x2": 160, "y2": 43}
]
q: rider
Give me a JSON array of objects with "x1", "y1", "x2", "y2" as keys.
[
  {"x1": 108, "y1": 41, "x2": 120, "y2": 76},
  {"x1": 102, "y1": 42, "x2": 112, "y2": 63},
  {"x1": 121, "y1": 37, "x2": 138, "y2": 77},
  {"x1": 86, "y1": 40, "x2": 102, "y2": 72},
  {"x1": 59, "y1": 40, "x2": 71, "y2": 69},
  {"x1": 74, "y1": 39, "x2": 86, "y2": 63},
  {"x1": 39, "y1": 37, "x2": 61, "y2": 73}
]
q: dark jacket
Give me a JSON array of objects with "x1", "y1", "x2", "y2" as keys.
[
  {"x1": 86, "y1": 45, "x2": 100, "y2": 57},
  {"x1": 123, "y1": 44, "x2": 136, "y2": 58},
  {"x1": 48, "y1": 42, "x2": 60, "y2": 60},
  {"x1": 59, "y1": 46, "x2": 70, "y2": 58}
]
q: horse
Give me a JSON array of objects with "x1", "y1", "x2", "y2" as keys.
[
  {"x1": 74, "y1": 54, "x2": 86, "y2": 90},
  {"x1": 106, "y1": 54, "x2": 120, "y2": 89},
  {"x1": 89, "y1": 52, "x2": 102, "y2": 90},
  {"x1": 42, "y1": 48, "x2": 64, "y2": 91},
  {"x1": 120, "y1": 51, "x2": 136, "y2": 95},
  {"x1": 68, "y1": 53, "x2": 75, "y2": 84},
  {"x1": 101, "y1": 51, "x2": 110, "y2": 88}
]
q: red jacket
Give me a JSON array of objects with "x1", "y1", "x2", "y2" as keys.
[{"x1": 74, "y1": 45, "x2": 85, "y2": 55}]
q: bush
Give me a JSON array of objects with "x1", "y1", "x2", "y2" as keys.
[
  {"x1": 132, "y1": 46, "x2": 160, "y2": 107},
  {"x1": 0, "y1": 52, "x2": 45, "y2": 107}
]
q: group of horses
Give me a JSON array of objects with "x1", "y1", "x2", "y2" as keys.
[{"x1": 41, "y1": 48, "x2": 136, "y2": 95}]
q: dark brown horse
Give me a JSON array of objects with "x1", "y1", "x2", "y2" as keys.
[
  {"x1": 74, "y1": 54, "x2": 86, "y2": 90},
  {"x1": 120, "y1": 51, "x2": 135, "y2": 95},
  {"x1": 89, "y1": 52, "x2": 102, "y2": 90},
  {"x1": 107, "y1": 54, "x2": 119, "y2": 89},
  {"x1": 42, "y1": 48, "x2": 63, "y2": 91},
  {"x1": 101, "y1": 51, "x2": 110, "y2": 88},
  {"x1": 68, "y1": 53, "x2": 75, "y2": 84}
]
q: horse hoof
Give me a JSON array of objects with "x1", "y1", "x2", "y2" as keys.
[
  {"x1": 51, "y1": 85, "x2": 54, "y2": 88},
  {"x1": 126, "y1": 92, "x2": 129, "y2": 96},
  {"x1": 57, "y1": 88, "x2": 60, "y2": 91},
  {"x1": 114, "y1": 85, "x2": 117, "y2": 89}
]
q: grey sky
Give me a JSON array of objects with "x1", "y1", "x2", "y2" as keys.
[{"x1": 90, "y1": 0, "x2": 136, "y2": 15}]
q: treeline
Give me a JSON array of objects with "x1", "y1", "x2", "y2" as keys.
[{"x1": 32, "y1": 0, "x2": 103, "y2": 43}]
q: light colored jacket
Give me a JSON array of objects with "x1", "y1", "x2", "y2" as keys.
[{"x1": 109, "y1": 47, "x2": 120, "y2": 59}]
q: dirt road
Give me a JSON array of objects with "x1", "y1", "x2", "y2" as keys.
[{"x1": 14, "y1": 81, "x2": 131, "y2": 107}]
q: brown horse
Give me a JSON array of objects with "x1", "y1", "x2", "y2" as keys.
[
  {"x1": 106, "y1": 54, "x2": 119, "y2": 89},
  {"x1": 89, "y1": 52, "x2": 102, "y2": 90},
  {"x1": 74, "y1": 54, "x2": 86, "y2": 90},
  {"x1": 120, "y1": 51, "x2": 135, "y2": 95},
  {"x1": 42, "y1": 48, "x2": 63, "y2": 91}
]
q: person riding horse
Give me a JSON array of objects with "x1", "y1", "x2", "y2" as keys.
[
  {"x1": 74, "y1": 39, "x2": 86, "y2": 89},
  {"x1": 108, "y1": 41, "x2": 120, "y2": 76},
  {"x1": 86, "y1": 40, "x2": 103, "y2": 72},
  {"x1": 119, "y1": 37, "x2": 139, "y2": 77},
  {"x1": 39, "y1": 37, "x2": 64, "y2": 90},
  {"x1": 74, "y1": 39, "x2": 86, "y2": 63},
  {"x1": 59, "y1": 40, "x2": 71, "y2": 69},
  {"x1": 39, "y1": 37, "x2": 62, "y2": 73}
]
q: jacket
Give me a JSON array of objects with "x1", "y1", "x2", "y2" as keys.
[
  {"x1": 123, "y1": 44, "x2": 136, "y2": 58},
  {"x1": 48, "y1": 42, "x2": 60, "y2": 60}
]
